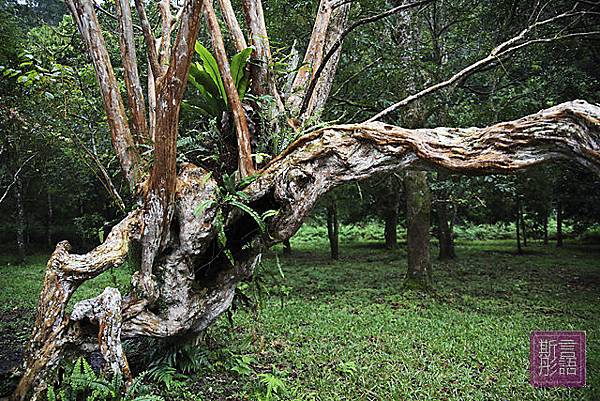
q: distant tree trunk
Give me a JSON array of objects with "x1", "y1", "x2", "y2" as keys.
[
  {"x1": 516, "y1": 196, "x2": 522, "y2": 254},
  {"x1": 436, "y1": 171, "x2": 455, "y2": 259},
  {"x1": 15, "y1": 177, "x2": 26, "y2": 263},
  {"x1": 384, "y1": 211, "x2": 398, "y2": 249},
  {"x1": 326, "y1": 199, "x2": 339, "y2": 260},
  {"x1": 46, "y1": 191, "x2": 53, "y2": 249},
  {"x1": 556, "y1": 201, "x2": 563, "y2": 247},
  {"x1": 382, "y1": 184, "x2": 401, "y2": 250},
  {"x1": 521, "y1": 205, "x2": 527, "y2": 247},
  {"x1": 404, "y1": 171, "x2": 432, "y2": 289},
  {"x1": 543, "y1": 211, "x2": 549, "y2": 245},
  {"x1": 282, "y1": 238, "x2": 292, "y2": 255}
]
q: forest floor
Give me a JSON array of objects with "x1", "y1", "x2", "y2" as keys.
[{"x1": 0, "y1": 234, "x2": 599, "y2": 400}]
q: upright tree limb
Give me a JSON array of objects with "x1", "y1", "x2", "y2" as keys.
[
  {"x1": 133, "y1": 0, "x2": 162, "y2": 79},
  {"x1": 114, "y1": 0, "x2": 148, "y2": 143},
  {"x1": 241, "y1": 0, "x2": 284, "y2": 109},
  {"x1": 158, "y1": 0, "x2": 174, "y2": 68},
  {"x1": 297, "y1": 0, "x2": 433, "y2": 117},
  {"x1": 302, "y1": 1, "x2": 351, "y2": 118},
  {"x1": 218, "y1": 0, "x2": 248, "y2": 52},
  {"x1": 140, "y1": 0, "x2": 207, "y2": 298},
  {"x1": 204, "y1": 0, "x2": 255, "y2": 177},
  {"x1": 286, "y1": 0, "x2": 333, "y2": 112},
  {"x1": 65, "y1": 0, "x2": 141, "y2": 188}
]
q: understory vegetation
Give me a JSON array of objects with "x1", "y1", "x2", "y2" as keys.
[{"x1": 1, "y1": 226, "x2": 598, "y2": 400}]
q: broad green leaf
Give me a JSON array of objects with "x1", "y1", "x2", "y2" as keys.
[
  {"x1": 189, "y1": 62, "x2": 222, "y2": 102},
  {"x1": 230, "y1": 47, "x2": 253, "y2": 98},
  {"x1": 194, "y1": 42, "x2": 227, "y2": 102}
]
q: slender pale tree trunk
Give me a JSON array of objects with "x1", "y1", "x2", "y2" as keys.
[
  {"x1": 46, "y1": 190, "x2": 53, "y2": 249},
  {"x1": 436, "y1": 171, "x2": 455, "y2": 259},
  {"x1": 404, "y1": 171, "x2": 432, "y2": 288},
  {"x1": 15, "y1": 177, "x2": 26, "y2": 264},
  {"x1": 326, "y1": 199, "x2": 339, "y2": 260},
  {"x1": 521, "y1": 204, "x2": 527, "y2": 247},
  {"x1": 543, "y1": 211, "x2": 549, "y2": 245},
  {"x1": 516, "y1": 196, "x2": 522, "y2": 254},
  {"x1": 556, "y1": 201, "x2": 564, "y2": 247}
]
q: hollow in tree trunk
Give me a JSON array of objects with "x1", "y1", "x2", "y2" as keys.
[
  {"x1": 327, "y1": 199, "x2": 339, "y2": 260},
  {"x1": 404, "y1": 171, "x2": 432, "y2": 289}
]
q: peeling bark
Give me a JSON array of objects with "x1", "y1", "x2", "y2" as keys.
[
  {"x1": 287, "y1": 0, "x2": 333, "y2": 113},
  {"x1": 114, "y1": 0, "x2": 148, "y2": 143},
  {"x1": 66, "y1": 0, "x2": 141, "y2": 187},
  {"x1": 204, "y1": 0, "x2": 255, "y2": 177},
  {"x1": 218, "y1": 0, "x2": 248, "y2": 52},
  {"x1": 13, "y1": 212, "x2": 141, "y2": 401},
  {"x1": 14, "y1": 100, "x2": 600, "y2": 400},
  {"x1": 241, "y1": 0, "x2": 283, "y2": 109},
  {"x1": 302, "y1": 1, "x2": 351, "y2": 119}
]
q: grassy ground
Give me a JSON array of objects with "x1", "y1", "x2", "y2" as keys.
[{"x1": 0, "y1": 233, "x2": 599, "y2": 400}]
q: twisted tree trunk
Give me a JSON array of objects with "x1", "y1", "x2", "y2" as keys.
[{"x1": 14, "y1": 100, "x2": 600, "y2": 400}]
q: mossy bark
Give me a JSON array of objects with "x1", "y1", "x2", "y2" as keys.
[{"x1": 404, "y1": 171, "x2": 432, "y2": 290}]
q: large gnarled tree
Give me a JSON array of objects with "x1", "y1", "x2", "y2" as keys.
[{"x1": 12, "y1": 0, "x2": 600, "y2": 399}]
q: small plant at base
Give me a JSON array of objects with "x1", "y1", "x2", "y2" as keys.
[
  {"x1": 46, "y1": 357, "x2": 163, "y2": 401},
  {"x1": 227, "y1": 352, "x2": 256, "y2": 376},
  {"x1": 257, "y1": 372, "x2": 286, "y2": 401}
]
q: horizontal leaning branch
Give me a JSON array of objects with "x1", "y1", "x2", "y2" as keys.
[{"x1": 248, "y1": 100, "x2": 600, "y2": 240}]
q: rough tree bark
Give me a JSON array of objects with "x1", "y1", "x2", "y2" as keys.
[
  {"x1": 404, "y1": 171, "x2": 432, "y2": 288},
  {"x1": 13, "y1": 99, "x2": 600, "y2": 400},
  {"x1": 13, "y1": 0, "x2": 600, "y2": 398}
]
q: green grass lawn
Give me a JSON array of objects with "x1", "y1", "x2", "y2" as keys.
[{"x1": 1, "y1": 235, "x2": 599, "y2": 400}]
